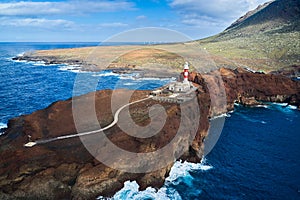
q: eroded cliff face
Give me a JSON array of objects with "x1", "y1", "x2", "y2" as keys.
[
  {"x1": 0, "y1": 68, "x2": 299, "y2": 199},
  {"x1": 189, "y1": 67, "x2": 300, "y2": 111},
  {"x1": 0, "y1": 89, "x2": 209, "y2": 199}
]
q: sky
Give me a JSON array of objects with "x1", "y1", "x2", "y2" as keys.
[{"x1": 0, "y1": 0, "x2": 271, "y2": 42}]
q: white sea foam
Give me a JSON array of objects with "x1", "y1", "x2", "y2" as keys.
[
  {"x1": 58, "y1": 65, "x2": 86, "y2": 73},
  {"x1": 97, "y1": 181, "x2": 181, "y2": 200},
  {"x1": 32, "y1": 61, "x2": 47, "y2": 66},
  {"x1": 0, "y1": 122, "x2": 7, "y2": 129},
  {"x1": 210, "y1": 113, "x2": 230, "y2": 120},
  {"x1": 287, "y1": 105, "x2": 297, "y2": 110},
  {"x1": 12, "y1": 59, "x2": 28, "y2": 63},
  {"x1": 17, "y1": 52, "x2": 25, "y2": 57},
  {"x1": 98, "y1": 181, "x2": 181, "y2": 200},
  {"x1": 92, "y1": 71, "x2": 120, "y2": 77},
  {"x1": 166, "y1": 160, "x2": 213, "y2": 184},
  {"x1": 234, "y1": 102, "x2": 298, "y2": 111},
  {"x1": 234, "y1": 102, "x2": 241, "y2": 107},
  {"x1": 272, "y1": 102, "x2": 288, "y2": 107},
  {"x1": 97, "y1": 160, "x2": 212, "y2": 200},
  {"x1": 0, "y1": 123, "x2": 7, "y2": 136},
  {"x1": 266, "y1": 102, "x2": 298, "y2": 114},
  {"x1": 253, "y1": 104, "x2": 269, "y2": 108},
  {"x1": 118, "y1": 76, "x2": 141, "y2": 80}
]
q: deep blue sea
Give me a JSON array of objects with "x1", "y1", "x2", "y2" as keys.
[{"x1": 0, "y1": 43, "x2": 299, "y2": 200}]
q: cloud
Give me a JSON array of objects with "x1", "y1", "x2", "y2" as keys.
[
  {"x1": 0, "y1": 1, "x2": 135, "y2": 16},
  {"x1": 136, "y1": 15, "x2": 147, "y2": 20},
  {"x1": 169, "y1": 0, "x2": 271, "y2": 27},
  {"x1": 99, "y1": 22, "x2": 128, "y2": 27},
  {"x1": 0, "y1": 17, "x2": 75, "y2": 29}
]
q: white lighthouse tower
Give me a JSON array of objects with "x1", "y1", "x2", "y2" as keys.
[{"x1": 183, "y1": 62, "x2": 189, "y2": 83}]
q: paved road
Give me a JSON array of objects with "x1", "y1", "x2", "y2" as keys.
[{"x1": 24, "y1": 96, "x2": 152, "y2": 147}]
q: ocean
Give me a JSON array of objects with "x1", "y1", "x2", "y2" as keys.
[{"x1": 0, "y1": 43, "x2": 299, "y2": 200}]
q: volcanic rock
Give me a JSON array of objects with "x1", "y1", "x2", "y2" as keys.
[{"x1": 0, "y1": 68, "x2": 299, "y2": 199}]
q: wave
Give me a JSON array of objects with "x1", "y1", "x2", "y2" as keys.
[
  {"x1": 210, "y1": 113, "x2": 231, "y2": 120},
  {"x1": 11, "y1": 59, "x2": 28, "y2": 63},
  {"x1": 97, "y1": 181, "x2": 181, "y2": 200},
  {"x1": 32, "y1": 61, "x2": 47, "y2": 66},
  {"x1": 17, "y1": 52, "x2": 25, "y2": 57},
  {"x1": 266, "y1": 102, "x2": 299, "y2": 114},
  {"x1": 271, "y1": 102, "x2": 288, "y2": 107},
  {"x1": 11, "y1": 58, "x2": 59, "y2": 67},
  {"x1": 236, "y1": 112, "x2": 267, "y2": 124},
  {"x1": 92, "y1": 71, "x2": 120, "y2": 77},
  {"x1": 287, "y1": 105, "x2": 297, "y2": 110},
  {"x1": 97, "y1": 160, "x2": 212, "y2": 200},
  {"x1": 0, "y1": 123, "x2": 7, "y2": 136},
  {"x1": 234, "y1": 102, "x2": 299, "y2": 112},
  {"x1": 0, "y1": 122, "x2": 7, "y2": 129},
  {"x1": 58, "y1": 65, "x2": 86, "y2": 73},
  {"x1": 253, "y1": 104, "x2": 269, "y2": 108},
  {"x1": 166, "y1": 159, "x2": 213, "y2": 185}
]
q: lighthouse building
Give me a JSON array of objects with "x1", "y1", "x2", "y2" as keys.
[
  {"x1": 168, "y1": 62, "x2": 192, "y2": 93},
  {"x1": 150, "y1": 61, "x2": 197, "y2": 104}
]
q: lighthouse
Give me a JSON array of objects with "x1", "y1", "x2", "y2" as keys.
[{"x1": 183, "y1": 62, "x2": 189, "y2": 83}]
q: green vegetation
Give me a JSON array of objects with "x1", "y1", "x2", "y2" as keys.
[
  {"x1": 197, "y1": 24, "x2": 300, "y2": 72},
  {"x1": 195, "y1": 0, "x2": 300, "y2": 72}
]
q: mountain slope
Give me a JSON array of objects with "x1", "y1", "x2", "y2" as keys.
[
  {"x1": 226, "y1": 0, "x2": 300, "y2": 34},
  {"x1": 198, "y1": 0, "x2": 300, "y2": 72}
]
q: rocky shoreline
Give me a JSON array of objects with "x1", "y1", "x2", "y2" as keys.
[
  {"x1": 12, "y1": 54, "x2": 179, "y2": 79},
  {"x1": 13, "y1": 53, "x2": 86, "y2": 67},
  {"x1": 0, "y1": 67, "x2": 299, "y2": 199}
]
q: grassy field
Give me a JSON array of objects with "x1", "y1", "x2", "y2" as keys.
[
  {"x1": 23, "y1": 0, "x2": 300, "y2": 74},
  {"x1": 197, "y1": 29, "x2": 300, "y2": 72},
  {"x1": 26, "y1": 18, "x2": 299, "y2": 74}
]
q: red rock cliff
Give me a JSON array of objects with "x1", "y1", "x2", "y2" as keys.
[{"x1": 0, "y1": 68, "x2": 299, "y2": 199}]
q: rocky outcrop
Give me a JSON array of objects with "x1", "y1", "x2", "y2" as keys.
[
  {"x1": 189, "y1": 67, "x2": 300, "y2": 111},
  {"x1": 1, "y1": 68, "x2": 299, "y2": 199},
  {"x1": 270, "y1": 65, "x2": 300, "y2": 79},
  {"x1": 12, "y1": 55, "x2": 84, "y2": 66},
  {"x1": 0, "y1": 89, "x2": 209, "y2": 199}
]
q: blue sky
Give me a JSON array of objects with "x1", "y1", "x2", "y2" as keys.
[{"x1": 0, "y1": 0, "x2": 270, "y2": 42}]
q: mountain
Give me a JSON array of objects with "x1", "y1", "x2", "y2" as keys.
[
  {"x1": 225, "y1": 0, "x2": 300, "y2": 34},
  {"x1": 198, "y1": 0, "x2": 300, "y2": 72}
]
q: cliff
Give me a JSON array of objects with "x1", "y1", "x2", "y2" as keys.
[
  {"x1": 190, "y1": 68, "x2": 300, "y2": 111},
  {"x1": 0, "y1": 68, "x2": 299, "y2": 199}
]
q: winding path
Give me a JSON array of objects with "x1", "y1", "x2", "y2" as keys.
[{"x1": 24, "y1": 96, "x2": 152, "y2": 147}]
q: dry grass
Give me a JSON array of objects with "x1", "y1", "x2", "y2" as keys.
[{"x1": 27, "y1": 24, "x2": 300, "y2": 74}]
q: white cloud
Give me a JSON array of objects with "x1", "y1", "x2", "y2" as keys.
[
  {"x1": 136, "y1": 15, "x2": 147, "y2": 20},
  {"x1": 181, "y1": 15, "x2": 224, "y2": 27},
  {"x1": 99, "y1": 22, "x2": 128, "y2": 27},
  {"x1": 0, "y1": 17, "x2": 75, "y2": 29},
  {"x1": 169, "y1": 0, "x2": 271, "y2": 27},
  {"x1": 0, "y1": 1, "x2": 135, "y2": 16}
]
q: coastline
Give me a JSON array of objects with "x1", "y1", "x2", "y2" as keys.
[
  {"x1": 11, "y1": 45, "x2": 186, "y2": 79},
  {"x1": 1, "y1": 61, "x2": 299, "y2": 198}
]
